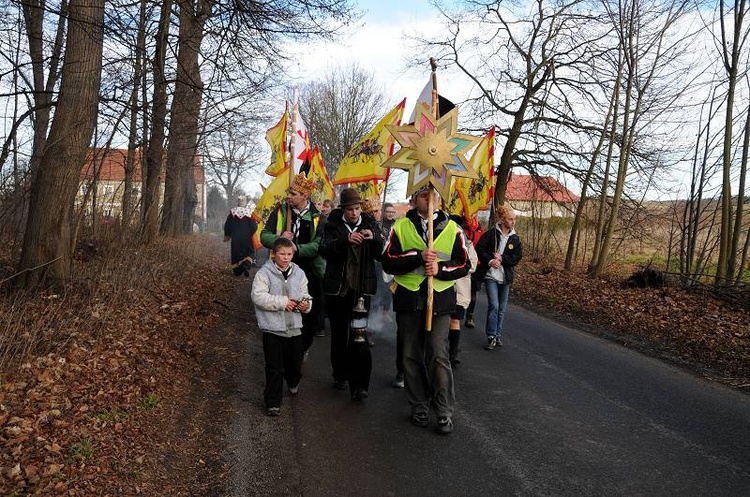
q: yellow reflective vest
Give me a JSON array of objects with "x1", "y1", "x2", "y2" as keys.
[{"x1": 392, "y1": 217, "x2": 457, "y2": 293}]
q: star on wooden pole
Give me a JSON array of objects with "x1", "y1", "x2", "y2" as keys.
[{"x1": 382, "y1": 102, "x2": 480, "y2": 200}]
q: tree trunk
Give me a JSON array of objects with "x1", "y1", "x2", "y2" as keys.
[
  {"x1": 122, "y1": 0, "x2": 147, "y2": 241},
  {"x1": 716, "y1": 0, "x2": 746, "y2": 284},
  {"x1": 161, "y1": 0, "x2": 209, "y2": 236},
  {"x1": 15, "y1": 0, "x2": 104, "y2": 290},
  {"x1": 141, "y1": 0, "x2": 173, "y2": 244}
]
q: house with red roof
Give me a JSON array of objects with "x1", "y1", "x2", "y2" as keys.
[
  {"x1": 504, "y1": 173, "x2": 579, "y2": 218},
  {"x1": 78, "y1": 148, "x2": 206, "y2": 224}
]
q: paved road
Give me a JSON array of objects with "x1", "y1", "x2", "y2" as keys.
[{"x1": 284, "y1": 294, "x2": 750, "y2": 497}]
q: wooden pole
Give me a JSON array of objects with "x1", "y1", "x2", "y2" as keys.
[
  {"x1": 287, "y1": 90, "x2": 298, "y2": 233},
  {"x1": 425, "y1": 58, "x2": 438, "y2": 332}
]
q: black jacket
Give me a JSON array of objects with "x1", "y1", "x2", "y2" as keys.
[
  {"x1": 475, "y1": 227, "x2": 523, "y2": 284},
  {"x1": 381, "y1": 208, "x2": 470, "y2": 314},
  {"x1": 319, "y1": 209, "x2": 383, "y2": 297}
]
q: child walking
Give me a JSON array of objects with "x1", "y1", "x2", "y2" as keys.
[{"x1": 251, "y1": 237, "x2": 312, "y2": 416}]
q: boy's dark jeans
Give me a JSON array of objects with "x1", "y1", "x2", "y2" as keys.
[{"x1": 263, "y1": 333, "x2": 303, "y2": 408}]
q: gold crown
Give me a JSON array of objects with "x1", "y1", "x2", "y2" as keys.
[
  {"x1": 289, "y1": 173, "x2": 315, "y2": 197},
  {"x1": 361, "y1": 197, "x2": 378, "y2": 214}
]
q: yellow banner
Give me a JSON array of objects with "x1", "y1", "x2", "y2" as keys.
[
  {"x1": 264, "y1": 107, "x2": 289, "y2": 177},
  {"x1": 308, "y1": 146, "x2": 335, "y2": 203},
  {"x1": 334, "y1": 99, "x2": 406, "y2": 185},
  {"x1": 252, "y1": 168, "x2": 290, "y2": 225},
  {"x1": 455, "y1": 127, "x2": 495, "y2": 218}
]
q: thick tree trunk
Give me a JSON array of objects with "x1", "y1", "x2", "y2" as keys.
[
  {"x1": 15, "y1": 0, "x2": 104, "y2": 289},
  {"x1": 161, "y1": 0, "x2": 208, "y2": 236}
]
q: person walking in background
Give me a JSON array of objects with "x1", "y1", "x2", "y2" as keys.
[
  {"x1": 319, "y1": 188, "x2": 383, "y2": 400},
  {"x1": 315, "y1": 197, "x2": 336, "y2": 338},
  {"x1": 224, "y1": 196, "x2": 258, "y2": 277},
  {"x1": 320, "y1": 199, "x2": 335, "y2": 218},
  {"x1": 251, "y1": 237, "x2": 312, "y2": 417},
  {"x1": 380, "y1": 203, "x2": 397, "y2": 238},
  {"x1": 261, "y1": 173, "x2": 326, "y2": 358},
  {"x1": 382, "y1": 186, "x2": 470, "y2": 434},
  {"x1": 463, "y1": 215, "x2": 485, "y2": 328},
  {"x1": 475, "y1": 203, "x2": 523, "y2": 350},
  {"x1": 447, "y1": 215, "x2": 478, "y2": 367}
]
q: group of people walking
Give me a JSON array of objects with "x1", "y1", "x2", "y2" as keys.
[{"x1": 225, "y1": 172, "x2": 523, "y2": 435}]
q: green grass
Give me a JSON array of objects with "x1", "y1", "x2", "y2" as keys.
[
  {"x1": 71, "y1": 437, "x2": 93, "y2": 460},
  {"x1": 140, "y1": 393, "x2": 159, "y2": 410},
  {"x1": 94, "y1": 407, "x2": 129, "y2": 422}
]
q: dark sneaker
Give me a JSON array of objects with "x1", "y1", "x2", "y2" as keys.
[
  {"x1": 288, "y1": 385, "x2": 299, "y2": 396},
  {"x1": 465, "y1": 316, "x2": 475, "y2": 328},
  {"x1": 485, "y1": 337, "x2": 497, "y2": 350},
  {"x1": 411, "y1": 412, "x2": 429, "y2": 428},
  {"x1": 314, "y1": 330, "x2": 326, "y2": 337},
  {"x1": 351, "y1": 388, "x2": 369, "y2": 401},
  {"x1": 266, "y1": 407, "x2": 280, "y2": 417},
  {"x1": 391, "y1": 373, "x2": 405, "y2": 388},
  {"x1": 436, "y1": 417, "x2": 453, "y2": 434},
  {"x1": 495, "y1": 339, "x2": 504, "y2": 348},
  {"x1": 333, "y1": 380, "x2": 347, "y2": 390}
]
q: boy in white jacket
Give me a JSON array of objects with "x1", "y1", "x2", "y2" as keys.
[{"x1": 251, "y1": 237, "x2": 312, "y2": 416}]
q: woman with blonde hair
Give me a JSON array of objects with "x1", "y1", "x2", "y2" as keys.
[{"x1": 474, "y1": 203, "x2": 523, "y2": 350}]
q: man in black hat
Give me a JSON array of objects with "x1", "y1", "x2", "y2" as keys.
[{"x1": 319, "y1": 187, "x2": 383, "y2": 400}]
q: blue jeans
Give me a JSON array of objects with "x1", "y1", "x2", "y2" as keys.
[{"x1": 484, "y1": 278, "x2": 510, "y2": 339}]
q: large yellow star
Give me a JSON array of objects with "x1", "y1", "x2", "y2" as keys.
[{"x1": 382, "y1": 102, "x2": 480, "y2": 200}]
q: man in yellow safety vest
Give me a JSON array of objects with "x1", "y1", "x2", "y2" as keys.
[{"x1": 381, "y1": 186, "x2": 471, "y2": 435}]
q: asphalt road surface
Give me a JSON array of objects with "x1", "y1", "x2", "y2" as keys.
[{"x1": 271, "y1": 291, "x2": 750, "y2": 497}]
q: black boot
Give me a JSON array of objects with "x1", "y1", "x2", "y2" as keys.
[
  {"x1": 449, "y1": 329, "x2": 461, "y2": 367},
  {"x1": 464, "y1": 313, "x2": 475, "y2": 328}
]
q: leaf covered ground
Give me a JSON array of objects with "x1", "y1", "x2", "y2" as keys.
[{"x1": 1, "y1": 237, "x2": 748, "y2": 494}]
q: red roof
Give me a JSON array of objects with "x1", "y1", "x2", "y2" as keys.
[
  {"x1": 81, "y1": 148, "x2": 205, "y2": 183},
  {"x1": 504, "y1": 174, "x2": 579, "y2": 203}
]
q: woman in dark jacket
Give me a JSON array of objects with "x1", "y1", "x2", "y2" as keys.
[
  {"x1": 319, "y1": 188, "x2": 383, "y2": 400},
  {"x1": 475, "y1": 203, "x2": 523, "y2": 350}
]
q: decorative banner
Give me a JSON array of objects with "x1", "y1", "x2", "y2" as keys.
[
  {"x1": 252, "y1": 167, "x2": 290, "y2": 225},
  {"x1": 307, "y1": 146, "x2": 335, "y2": 203},
  {"x1": 382, "y1": 104, "x2": 480, "y2": 200},
  {"x1": 334, "y1": 99, "x2": 406, "y2": 185},
  {"x1": 351, "y1": 181, "x2": 384, "y2": 215},
  {"x1": 456, "y1": 127, "x2": 496, "y2": 217},
  {"x1": 264, "y1": 106, "x2": 289, "y2": 177}
]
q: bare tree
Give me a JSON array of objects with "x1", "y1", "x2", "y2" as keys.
[
  {"x1": 299, "y1": 62, "x2": 389, "y2": 179},
  {"x1": 141, "y1": 0, "x2": 172, "y2": 243},
  {"x1": 715, "y1": 0, "x2": 750, "y2": 283},
  {"x1": 16, "y1": 0, "x2": 105, "y2": 289},
  {"x1": 201, "y1": 119, "x2": 264, "y2": 203},
  {"x1": 161, "y1": 0, "x2": 211, "y2": 236}
]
